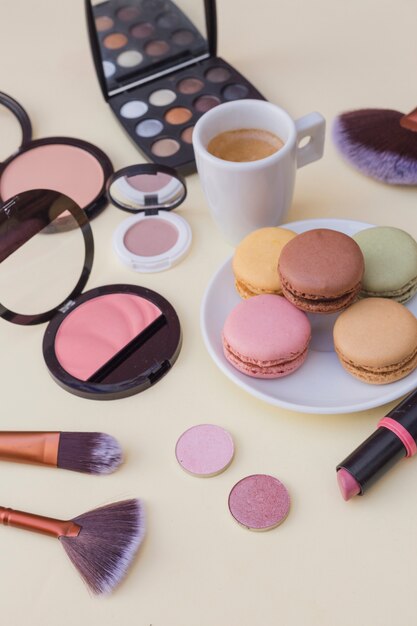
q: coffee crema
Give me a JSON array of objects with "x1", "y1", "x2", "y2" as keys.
[{"x1": 207, "y1": 128, "x2": 284, "y2": 162}]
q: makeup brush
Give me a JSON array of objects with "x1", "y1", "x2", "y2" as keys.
[
  {"x1": 333, "y1": 106, "x2": 417, "y2": 184},
  {"x1": 0, "y1": 499, "x2": 144, "y2": 594},
  {"x1": 0, "y1": 432, "x2": 123, "y2": 474}
]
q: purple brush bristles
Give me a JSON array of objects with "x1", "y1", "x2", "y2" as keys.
[
  {"x1": 58, "y1": 432, "x2": 123, "y2": 475},
  {"x1": 333, "y1": 109, "x2": 417, "y2": 185},
  {"x1": 60, "y1": 499, "x2": 145, "y2": 595}
]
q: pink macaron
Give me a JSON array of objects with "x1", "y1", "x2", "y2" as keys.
[{"x1": 222, "y1": 294, "x2": 311, "y2": 378}]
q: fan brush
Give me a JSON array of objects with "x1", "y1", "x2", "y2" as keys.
[
  {"x1": 333, "y1": 106, "x2": 417, "y2": 185},
  {"x1": 0, "y1": 499, "x2": 144, "y2": 595},
  {"x1": 0, "y1": 431, "x2": 123, "y2": 474}
]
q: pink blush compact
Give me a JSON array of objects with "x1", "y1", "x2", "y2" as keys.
[
  {"x1": 0, "y1": 189, "x2": 182, "y2": 400},
  {"x1": 110, "y1": 163, "x2": 192, "y2": 273},
  {"x1": 54, "y1": 294, "x2": 162, "y2": 380}
]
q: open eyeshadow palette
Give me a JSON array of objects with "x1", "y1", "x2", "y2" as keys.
[{"x1": 85, "y1": 0, "x2": 265, "y2": 174}]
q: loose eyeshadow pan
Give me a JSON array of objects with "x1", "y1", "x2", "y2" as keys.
[
  {"x1": 145, "y1": 40, "x2": 170, "y2": 56},
  {"x1": 178, "y1": 78, "x2": 203, "y2": 94},
  {"x1": 151, "y1": 138, "x2": 180, "y2": 157},
  {"x1": 223, "y1": 83, "x2": 249, "y2": 100},
  {"x1": 149, "y1": 89, "x2": 176, "y2": 106},
  {"x1": 117, "y1": 50, "x2": 143, "y2": 67},
  {"x1": 175, "y1": 424, "x2": 235, "y2": 477},
  {"x1": 228, "y1": 474, "x2": 291, "y2": 531},
  {"x1": 131, "y1": 22, "x2": 154, "y2": 38},
  {"x1": 165, "y1": 107, "x2": 192, "y2": 125},
  {"x1": 95, "y1": 15, "x2": 114, "y2": 31},
  {"x1": 171, "y1": 29, "x2": 195, "y2": 46},
  {"x1": 117, "y1": 5, "x2": 141, "y2": 21},
  {"x1": 136, "y1": 119, "x2": 163, "y2": 137},
  {"x1": 103, "y1": 60, "x2": 116, "y2": 77},
  {"x1": 181, "y1": 126, "x2": 193, "y2": 144},
  {"x1": 206, "y1": 67, "x2": 231, "y2": 83},
  {"x1": 120, "y1": 100, "x2": 148, "y2": 118},
  {"x1": 104, "y1": 33, "x2": 128, "y2": 49},
  {"x1": 194, "y1": 95, "x2": 220, "y2": 113}
]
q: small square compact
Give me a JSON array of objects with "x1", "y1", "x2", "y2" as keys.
[
  {"x1": 85, "y1": 0, "x2": 265, "y2": 174},
  {"x1": 0, "y1": 92, "x2": 113, "y2": 230},
  {"x1": 109, "y1": 163, "x2": 192, "y2": 272},
  {"x1": 0, "y1": 189, "x2": 182, "y2": 400}
]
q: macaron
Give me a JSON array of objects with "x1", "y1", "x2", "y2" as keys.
[
  {"x1": 333, "y1": 298, "x2": 417, "y2": 384},
  {"x1": 222, "y1": 294, "x2": 311, "y2": 378},
  {"x1": 232, "y1": 227, "x2": 296, "y2": 298},
  {"x1": 278, "y1": 229, "x2": 364, "y2": 313},
  {"x1": 353, "y1": 226, "x2": 417, "y2": 303}
]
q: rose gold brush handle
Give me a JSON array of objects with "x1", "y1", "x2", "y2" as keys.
[
  {"x1": 0, "y1": 507, "x2": 80, "y2": 538},
  {"x1": 0, "y1": 432, "x2": 60, "y2": 466},
  {"x1": 400, "y1": 108, "x2": 417, "y2": 131}
]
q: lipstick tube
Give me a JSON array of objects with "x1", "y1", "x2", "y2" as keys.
[
  {"x1": 0, "y1": 507, "x2": 80, "y2": 538},
  {"x1": 0, "y1": 432, "x2": 60, "y2": 466},
  {"x1": 336, "y1": 389, "x2": 417, "y2": 500}
]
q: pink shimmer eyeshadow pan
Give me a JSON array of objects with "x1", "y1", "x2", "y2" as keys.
[
  {"x1": 175, "y1": 424, "x2": 234, "y2": 476},
  {"x1": 54, "y1": 293, "x2": 162, "y2": 381},
  {"x1": 228, "y1": 474, "x2": 290, "y2": 531}
]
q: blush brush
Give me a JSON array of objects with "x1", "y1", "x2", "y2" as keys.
[
  {"x1": 333, "y1": 106, "x2": 417, "y2": 184},
  {"x1": 0, "y1": 499, "x2": 144, "y2": 594},
  {"x1": 0, "y1": 431, "x2": 123, "y2": 474}
]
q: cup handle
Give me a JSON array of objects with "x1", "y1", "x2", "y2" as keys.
[{"x1": 295, "y1": 112, "x2": 326, "y2": 169}]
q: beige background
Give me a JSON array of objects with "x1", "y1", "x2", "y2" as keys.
[{"x1": 0, "y1": 0, "x2": 417, "y2": 624}]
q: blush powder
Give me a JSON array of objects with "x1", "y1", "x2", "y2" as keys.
[
  {"x1": 175, "y1": 424, "x2": 234, "y2": 477},
  {"x1": 123, "y1": 218, "x2": 179, "y2": 256},
  {"x1": 0, "y1": 144, "x2": 105, "y2": 209},
  {"x1": 228, "y1": 474, "x2": 290, "y2": 531},
  {"x1": 54, "y1": 293, "x2": 162, "y2": 380}
]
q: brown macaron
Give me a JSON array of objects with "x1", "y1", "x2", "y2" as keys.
[
  {"x1": 278, "y1": 229, "x2": 364, "y2": 313},
  {"x1": 333, "y1": 298, "x2": 417, "y2": 384}
]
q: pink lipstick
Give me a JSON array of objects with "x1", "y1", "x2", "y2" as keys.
[{"x1": 336, "y1": 389, "x2": 417, "y2": 500}]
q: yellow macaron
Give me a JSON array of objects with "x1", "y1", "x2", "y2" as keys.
[{"x1": 233, "y1": 227, "x2": 296, "y2": 298}]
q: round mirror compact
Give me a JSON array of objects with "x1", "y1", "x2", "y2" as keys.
[{"x1": 109, "y1": 164, "x2": 192, "y2": 273}]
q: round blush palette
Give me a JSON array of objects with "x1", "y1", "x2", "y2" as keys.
[
  {"x1": 109, "y1": 163, "x2": 192, "y2": 273},
  {"x1": 228, "y1": 474, "x2": 291, "y2": 531},
  {"x1": 0, "y1": 189, "x2": 182, "y2": 400},
  {"x1": 175, "y1": 424, "x2": 234, "y2": 477}
]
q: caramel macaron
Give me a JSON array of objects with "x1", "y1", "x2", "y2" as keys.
[
  {"x1": 278, "y1": 229, "x2": 364, "y2": 313},
  {"x1": 233, "y1": 227, "x2": 296, "y2": 299},
  {"x1": 333, "y1": 298, "x2": 417, "y2": 384}
]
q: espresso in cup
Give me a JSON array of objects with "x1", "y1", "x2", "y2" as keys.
[{"x1": 207, "y1": 128, "x2": 284, "y2": 162}]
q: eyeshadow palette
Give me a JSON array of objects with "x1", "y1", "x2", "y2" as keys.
[
  {"x1": 0, "y1": 189, "x2": 182, "y2": 400},
  {"x1": 85, "y1": 0, "x2": 265, "y2": 175}
]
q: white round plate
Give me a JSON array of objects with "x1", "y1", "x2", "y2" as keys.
[{"x1": 201, "y1": 218, "x2": 417, "y2": 414}]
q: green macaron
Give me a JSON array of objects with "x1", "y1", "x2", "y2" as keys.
[{"x1": 353, "y1": 226, "x2": 417, "y2": 303}]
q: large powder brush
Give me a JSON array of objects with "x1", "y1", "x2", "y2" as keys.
[
  {"x1": 333, "y1": 106, "x2": 417, "y2": 184},
  {"x1": 0, "y1": 499, "x2": 145, "y2": 595},
  {"x1": 0, "y1": 431, "x2": 123, "y2": 474}
]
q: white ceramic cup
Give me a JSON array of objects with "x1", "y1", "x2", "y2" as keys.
[{"x1": 193, "y1": 100, "x2": 326, "y2": 244}]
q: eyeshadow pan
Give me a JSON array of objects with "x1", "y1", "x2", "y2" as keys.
[
  {"x1": 117, "y1": 50, "x2": 143, "y2": 67},
  {"x1": 178, "y1": 77, "x2": 203, "y2": 95},
  {"x1": 223, "y1": 83, "x2": 249, "y2": 100},
  {"x1": 95, "y1": 15, "x2": 113, "y2": 32},
  {"x1": 131, "y1": 22, "x2": 154, "y2": 38},
  {"x1": 136, "y1": 119, "x2": 164, "y2": 137},
  {"x1": 228, "y1": 474, "x2": 291, "y2": 531},
  {"x1": 117, "y1": 6, "x2": 141, "y2": 21},
  {"x1": 206, "y1": 67, "x2": 231, "y2": 83},
  {"x1": 145, "y1": 40, "x2": 170, "y2": 57},
  {"x1": 149, "y1": 89, "x2": 176, "y2": 106},
  {"x1": 157, "y1": 11, "x2": 179, "y2": 29},
  {"x1": 54, "y1": 293, "x2": 162, "y2": 381},
  {"x1": 152, "y1": 139, "x2": 180, "y2": 157},
  {"x1": 171, "y1": 29, "x2": 195, "y2": 46},
  {"x1": 165, "y1": 107, "x2": 192, "y2": 125},
  {"x1": 104, "y1": 33, "x2": 128, "y2": 50},
  {"x1": 120, "y1": 100, "x2": 148, "y2": 119},
  {"x1": 176, "y1": 424, "x2": 235, "y2": 477},
  {"x1": 181, "y1": 126, "x2": 194, "y2": 144},
  {"x1": 124, "y1": 218, "x2": 179, "y2": 256},
  {"x1": 103, "y1": 60, "x2": 116, "y2": 78},
  {"x1": 194, "y1": 95, "x2": 220, "y2": 113}
]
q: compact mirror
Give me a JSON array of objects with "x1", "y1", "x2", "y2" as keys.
[
  {"x1": 88, "y1": 0, "x2": 211, "y2": 96},
  {"x1": 109, "y1": 163, "x2": 191, "y2": 272}
]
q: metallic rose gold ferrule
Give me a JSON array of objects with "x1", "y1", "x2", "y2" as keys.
[
  {"x1": 0, "y1": 507, "x2": 81, "y2": 538},
  {"x1": 0, "y1": 432, "x2": 60, "y2": 467},
  {"x1": 400, "y1": 108, "x2": 417, "y2": 132}
]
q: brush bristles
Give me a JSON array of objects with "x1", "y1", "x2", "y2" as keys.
[
  {"x1": 333, "y1": 109, "x2": 417, "y2": 185},
  {"x1": 58, "y1": 432, "x2": 123, "y2": 475},
  {"x1": 60, "y1": 499, "x2": 145, "y2": 595}
]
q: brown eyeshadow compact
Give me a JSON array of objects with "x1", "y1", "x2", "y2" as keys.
[
  {"x1": 85, "y1": 0, "x2": 265, "y2": 174},
  {"x1": 0, "y1": 189, "x2": 181, "y2": 400}
]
